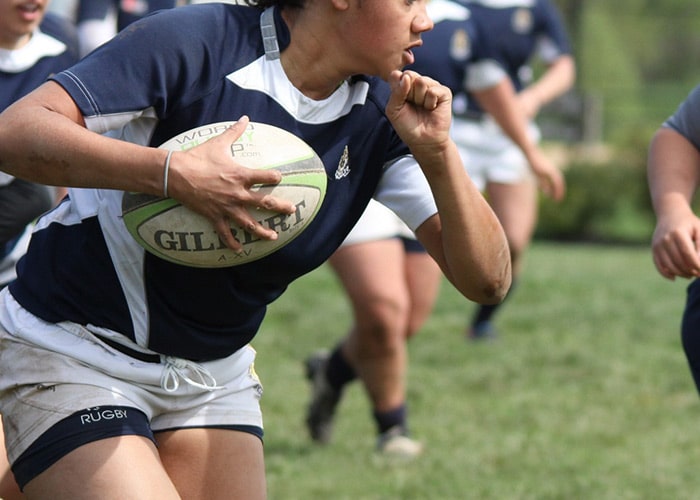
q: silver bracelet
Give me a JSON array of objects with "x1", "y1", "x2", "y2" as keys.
[{"x1": 163, "y1": 150, "x2": 173, "y2": 198}]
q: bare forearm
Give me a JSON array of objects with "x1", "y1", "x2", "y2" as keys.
[
  {"x1": 522, "y1": 55, "x2": 576, "y2": 111},
  {"x1": 0, "y1": 83, "x2": 165, "y2": 196},
  {"x1": 648, "y1": 127, "x2": 700, "y2": 279},
  {"x1": 416, "y1": 141, "x2": 511, "y2": 303},
  {"x1": 474, "y1": 79, "x2": 538, "y2": 158}
]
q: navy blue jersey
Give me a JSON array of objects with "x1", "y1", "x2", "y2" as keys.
[
  {"x1": 0, "y1": 13, "x2": 79, "y2": 113},
  {"x1": 10, "y1": 4, "x2": 437, "y2": 362},
  {"x1": 408, "y1": 0, "x2": 506, "y2": 116},
  {"x1": 460, "y1": 0, "x2": 572, "y2": 112}
]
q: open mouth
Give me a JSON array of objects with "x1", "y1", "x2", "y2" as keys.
[
  {"x1": 18, "y1": 3, "x2": 41, "y2": 13},
  {"x1": 404, "y1": 41, "x2": 422, "y2": 66},
  {"x1": 16, "y1": 2, "x2": 42, "y2": 23}
]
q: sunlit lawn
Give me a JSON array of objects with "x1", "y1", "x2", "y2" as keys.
[{"x1": 254, "y1": 242, "x2": 698, "y2": 499}]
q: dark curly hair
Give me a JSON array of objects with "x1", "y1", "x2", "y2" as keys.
[{"x1": 242, "y1": 0, "x2": 305, "y2": 7}]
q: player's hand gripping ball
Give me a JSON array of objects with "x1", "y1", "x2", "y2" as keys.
[{"x1": 122, "y1": 122, "x2": 327, "y2": 267}]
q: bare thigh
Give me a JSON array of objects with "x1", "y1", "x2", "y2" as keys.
[
  {"x1": 157, "y1": 428, "x2": 266, "y2": 500},
  {"x1": 0, "y1": 422, "x2": 22, "y2": 500},
  {"x1": 22, "y1": 429, "x2": 265, "y2": 500},
  {"x1": 330, "y1": 238, "x2": 411, "y2": 334},
  {"x1": 404, "y1": 251, "x2": 441, "y2": 338},
  {"x1": 23, "y1": 435, "x2": 180, "y2": 500},
  {"x1": 486, "y1": 180, "x2": 538, "y2": 272}
]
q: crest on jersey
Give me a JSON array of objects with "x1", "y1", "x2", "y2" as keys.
[
  {"x1": 512, "y1": 8, "x2": 534, "y2": 34},
  {"x1": 450, "y1": 29, "x2": 472, "y2": 61},
  {"x1": 335, "y1": 145, "x2": 350, "y2": 179}
]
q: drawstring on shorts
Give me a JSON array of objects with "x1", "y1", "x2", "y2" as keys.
[
  {"x1": 160, "y1": 356, "x2": 223, "y2": 392},
  {"x1": 90, "y1": 332, "x2": 223, "y2": 393}
]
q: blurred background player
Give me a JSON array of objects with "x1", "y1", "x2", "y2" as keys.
[
  {"x1": 74, "y1": 0, "x2": 186, "y2": 56},
  {"x1": 0, "y1": 0, "x2": 78, "y2": 497},
  {"x1": 304, "y1": 0, "x2": 564, "y2": 460},
  {"x1": 69, "y1": 0, "x2": 242, "y2": 57},
  {"x1": 305, "y1": 199, "x2": 442, "y2": 459},
  {"x1": 459, "y1": 0, "x2": 574, "y2": 340}
]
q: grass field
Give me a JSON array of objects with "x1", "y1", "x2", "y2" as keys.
[{"x1": 252, "y1": 242, "x2": 698, "y2": 499}]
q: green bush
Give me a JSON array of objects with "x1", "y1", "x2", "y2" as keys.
[{"x1": 536, "y1": 157, "x2": 655, "y2": 244}]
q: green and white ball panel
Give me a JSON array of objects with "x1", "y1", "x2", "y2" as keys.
[
  {"x1": 122, "y1": 122, "x2": 327, "y2": 268},
  {"x1": 158, "y1": 121, "x2": 319, "y2": 169}
]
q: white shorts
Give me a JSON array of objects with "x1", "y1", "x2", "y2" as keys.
[
  {"x1": 452, "y1": 116, "x2": 540, "y2": 192},
  {"x1": 342, "y1": 199, "x2": 415, "y2": 247},
  {"x1": 0, "y1": 291, "x2": 263, "y2": 482}
]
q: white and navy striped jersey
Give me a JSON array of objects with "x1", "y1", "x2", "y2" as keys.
[{"x1": 9, "y1": 4, "x2": 437, "y2": 361}]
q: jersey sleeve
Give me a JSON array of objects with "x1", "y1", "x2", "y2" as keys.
[
  {"x1": 534, "y1": 0, "x2": 573, "y2": 63},
  {"x1": 664, "y1": 84, "x2": 700, "y2": 152},
  {"x1": 374, "y1": 157, "x2": 437, "y2": 232},
  {"x1": 465, "y1": 60, "x2": 507, "y2": 91},
  {"x1": 464, "y1": 19, "x2": 508, "y2": 91},
  {"x1": 51, "y1": 6, "x2": 230, "y2": 133}
]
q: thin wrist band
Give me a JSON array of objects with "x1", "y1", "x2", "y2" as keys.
[{"x1": 163, "y1": 150, "x2": 173, "y2": 198}]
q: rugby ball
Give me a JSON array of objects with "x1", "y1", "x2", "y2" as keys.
[{"x1": 122, "y1": 121, "x2": 327, "y2": 268}]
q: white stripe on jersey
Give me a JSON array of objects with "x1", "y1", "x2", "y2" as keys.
[{"x1": 227, "y1": 57, "x2": 370, "y2": 125}]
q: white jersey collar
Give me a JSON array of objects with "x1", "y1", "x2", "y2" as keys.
[{"x1": 0, "y1": 29, "x2": 66, "y2": 73}]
